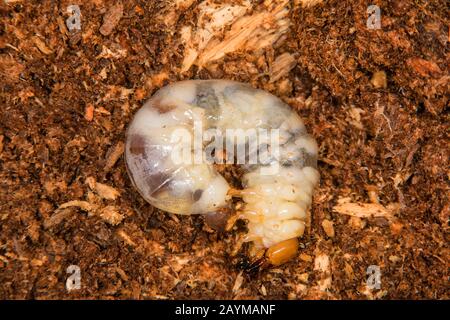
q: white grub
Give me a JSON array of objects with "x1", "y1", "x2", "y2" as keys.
[
  {"x1": 125, "y1": 80, "x2": 319, "y2": 253},
  {"x1": 181, "y1": 0, "x2": 290, "y2": 72}
]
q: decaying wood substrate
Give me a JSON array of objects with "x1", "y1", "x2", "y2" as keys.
[{"x1": 175, "y1": 0, "x2": 322, "y2": 73}]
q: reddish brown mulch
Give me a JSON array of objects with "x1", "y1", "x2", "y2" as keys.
[{"x1": 0, "y1": 0, "x2": 448, "y2": 299}]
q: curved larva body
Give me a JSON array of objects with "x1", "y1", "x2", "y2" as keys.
[{"x1": 125, "y1": 80, "x2": 319, "y2": 264}]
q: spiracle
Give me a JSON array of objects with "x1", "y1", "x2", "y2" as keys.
[{"x1": 125, "y1": 80, "x2": 319, "y2": 268}]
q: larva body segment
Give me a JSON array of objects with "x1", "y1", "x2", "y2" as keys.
[{"x1": 125, "y1": 80, "x2": 319, "y2": 266}]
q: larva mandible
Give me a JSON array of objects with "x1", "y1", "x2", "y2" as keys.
[{"x1": 125, "y1": 80, "x2": 319, "y2": 268}]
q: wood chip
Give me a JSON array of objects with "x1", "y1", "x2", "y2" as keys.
[
  {"x1": 389, "y1": 255, "x2": 401, "y2": 263},
  {"x1": 260, "y1": 285, "x2": 267, "y2": 296},
  {"x1": 57, "y1": 16, "x2": 69, "y2": 37},
  {"x1": 313, "y1": 252, "x2": 331, "y2": 291},
  {"x1": 270, "y1": 52, "x2": 297, "y2": 83},
  {"x1": 0, "y1": 55, "x2": 25, "y2": 82},
  {"x1": 96, "y1": 44, "x2": 127, "y2": 60},
  {"x1": 365, "y1": 185, "x2": 380, "y2": 204},
  {"x1": 298, "y1": 272, "x2": 309, "y2": 283},
  {"x1": 344, "y1": 262, "x2": 354, "y2": 280},
  {"x1": 168, "y1": 255, "x2": 192, "y2": 273},
  {"x1": 333, "y1": 202, "x2": 400, "y2": 219},
  {"x1": 32, "y1": 36, "x2": 53, "y2": 55},
  {"x1": 296, "y1": 0, "x2": 323, "y2": 7},
  {"x1": 99, "y1": 2, "x2": 124, "y2": 36},
  {"x1": 277, "y1": 78, "x2": 292, "y2": 95},
  {"x1": 117, "y1": 229, "x2": 137, "y2": 246},
  {"x1": 58, "y1": 200, "x2": 95, "y2": 212},
  {"x1": 370, "y1": 70, "x2": 387, "y2": 89},
  {"x1": 348, "y1": 216, "x2": 366, "y2": 230},
  {"x1": 321, "y1": 219, "x2": 335, "y2": 238},
  {"x1": 95, "y1": 182, "x2": 120, "y2": 200},
  {"x1": 31, "y1": 258, "x2": 45, "y2": 267},
  {"x1": 181, "y1": 0, "x2": 290, "y2": 72},
  {"x1": 299, "y1": 253, "x2": 313, "y2": 262},
  {"x1": 43, "y1": 208, "x2": 74, "y2": 229},
  {"x1": 390, "y1": 221, "x2": 404, "y2": 235},
  {"x1": 406, "y1": 58, "x2": 442, "y2": 78},
  {"x1": 95, "y1": 106, "x2": 111, "y2": 115},
  {"x1": 347, "y1": 107, "x2": 364, "y2": 130},
  {"x1": 4, "y1": 0, "x2": 23, "y2": 4},
  {"x1": 86, "y1": 177, "x2": 120, "y2": 200},
  {"x1": 104, "y1": 141, "x2": 125, "y2": 172},
  {"x1": 100, "y1": 205, "x2": 124, "y2": 225},
  {"x1": 84, "y1": 104, "x2": 94, "y2": 121},
  {"x1": 232, "y1": 271, "x2": 244, "y2": 294},
  {"x1": 115, "y1": 267, "x2": 129, "y2": 281},
  {"x1": 314, "y1": 253, "x2": 330, "y2": 272}
]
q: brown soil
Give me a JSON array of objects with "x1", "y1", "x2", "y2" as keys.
[{"x1": 0, "y1": 0, "x2": 448, "y2": 299}]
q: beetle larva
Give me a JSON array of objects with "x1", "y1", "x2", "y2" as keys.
[{"x1": 125, "y1": 80, "x2": 319, "y2": 267}]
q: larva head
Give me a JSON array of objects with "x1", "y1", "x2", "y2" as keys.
[
  {"x1": 264, "y1": 237, "x2": 299, "y2": 266},
  {"x1": 239, "y1": 237, "x2": 300, "y2": 271}
]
